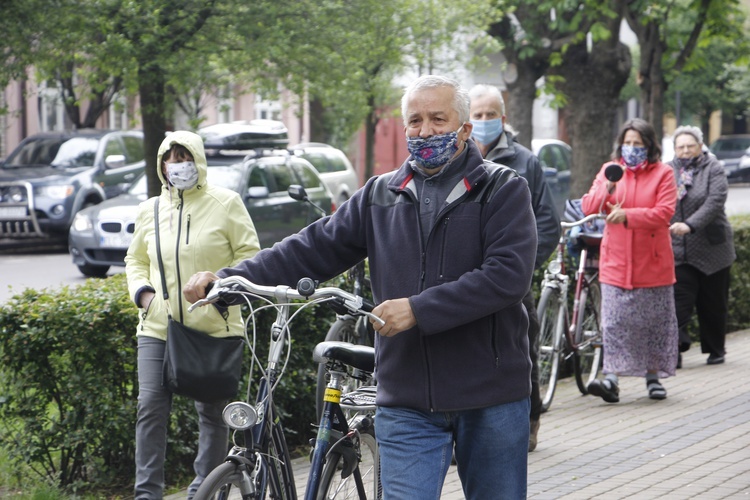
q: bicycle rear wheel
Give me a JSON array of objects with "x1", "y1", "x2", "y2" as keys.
[
  {"x1": 316, "y1": 317, "x2": 374, "y2": 420},
  {"x1": 537, "y1": 286, "x2": 565, "y2": 412},
  {"x1": 267, "y1": 419, "x2": 297, "y2": 499},
  {"x1": 317, "y1": 429, "x2": 380, "y2": 500},
  {"x1": 574, "y1": 279, "x2": 603, "y2": 395}
]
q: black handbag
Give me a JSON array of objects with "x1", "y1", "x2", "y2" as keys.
[{"x1": 153, "y1": 198, "x2": 243, "y2": 403}]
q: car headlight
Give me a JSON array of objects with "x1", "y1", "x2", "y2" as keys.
[
  {"x1": 37, "y1": 184, "x2": 75, "y2": 199},
  {"x1": 739, "y1": 156, "x2": 750, "y2": 169},
  {"x1": 2, "y1": 185, "x2": 27, "y2": 203},
  {"x1": 71, "y1": 212, "x2": 93, "y2": 232},
  {"x1": 222, "y1": 402, "x2": 258, "y2": 430}
]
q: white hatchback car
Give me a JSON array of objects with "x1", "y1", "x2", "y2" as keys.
[{"x1": 290, "y1": 143, "x2": 359, "y2": 207}]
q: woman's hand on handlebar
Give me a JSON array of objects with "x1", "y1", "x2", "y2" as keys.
[
  {"x1": 183, "y1": 271, "x2": 221, "y2": 303},
  {"x1": 371, "y1": 298, "x2": 417, "y2": 337}
]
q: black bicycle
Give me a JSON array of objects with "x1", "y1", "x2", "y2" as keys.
[{"x1": 189, "y1": 276, "x2": 382, "y2": 500}]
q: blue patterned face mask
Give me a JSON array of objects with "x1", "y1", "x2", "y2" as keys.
[
  {"x1": 621, "y1": 145, "x2": 648, "y2": 168},
  {"x1": 470, "y1": 118, "x2": 503, "y2": 145},
  {"x1": 406, "y1": 126, "x2": 463, "y2": 169}
]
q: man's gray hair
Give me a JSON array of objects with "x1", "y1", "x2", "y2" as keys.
[
  {"x1": 401, "y1": 75, "x2": 470, "y2": 125},
  {"x1": 673, "y1": 125, "x2": 704, "y2": 145},
  {"x1": 468, "y1": 84, "x2": 505, "y2": 116}
]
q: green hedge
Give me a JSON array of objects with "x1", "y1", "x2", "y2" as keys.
[{"x1": 0, "y1": 273, "x2": 337, "y2": 495}]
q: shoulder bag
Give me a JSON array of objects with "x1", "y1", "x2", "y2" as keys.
[{"x1": 154, "y1": 198, "x2": 243, "y2": 403}]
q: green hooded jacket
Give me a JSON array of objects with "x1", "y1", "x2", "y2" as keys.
[{"x1": 125, "y1": 131, "x2": 260, "y2": 339}]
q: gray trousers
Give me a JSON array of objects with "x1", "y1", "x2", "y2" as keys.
[{"x1": 135, "y1": 336, "x2": 229, "y2": 499}]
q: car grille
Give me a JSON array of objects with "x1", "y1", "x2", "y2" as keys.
[
  {"x1": 100, "y1": 221, "x2": 136, "y2": 234},
  {"x1": 0, "y1": 182, "x2": 42, "y2": 237}
]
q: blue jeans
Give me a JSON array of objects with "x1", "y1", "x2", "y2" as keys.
[
  {"x1": 376, "y1": 399, "x2": 529, "y2": 500},
  {"x1": 135, "y1": 336, "x2": 229, "y2": 499}
]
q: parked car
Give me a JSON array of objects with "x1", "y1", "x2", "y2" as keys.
[
  {"x1": 532, "y1": 138, "x2": 572, "y2": 216},
  {"x1": 733, "y1": 146, "x2": 750, "y2": 184},
  {"x1": 69, "y1": 150, "x2": 333, "y2": 277},
  {"x1": 290, "y1": 143, "x2": 359, "y2": 206},
  {"x1": 709, "y1": 134, "x2": 750, "y2": 181},
  {"x1": 0, "y1": 129, "x2": 145, "y2": 239}
]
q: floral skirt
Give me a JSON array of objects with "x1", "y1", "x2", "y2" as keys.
[{"x1": 601, "y1": 284, "x2": 678, "y2": 378}]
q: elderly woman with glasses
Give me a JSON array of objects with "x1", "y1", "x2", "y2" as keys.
[{"x1": 669, "y1": 125, "x2": 736, "y2": 367}]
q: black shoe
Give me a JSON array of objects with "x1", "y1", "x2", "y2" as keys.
[
  {"x1": 676, "y1": 353, "x2": 682, "y2": 369},
  {"x1": 587, "y1": 379, "x2": 619, "y2": 403},
  {"x1": 707, "y1": 353, "x2": 725, "y2": 365}
]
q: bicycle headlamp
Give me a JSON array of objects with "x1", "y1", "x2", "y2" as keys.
[
  {"x1": 547, "y1": 260, "x2": 562, "y2": 275},
  {"x1": 222, "y1": 402, "x2": 258, "y2": 430}
]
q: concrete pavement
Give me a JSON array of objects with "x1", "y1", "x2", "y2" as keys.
[{"x1": 170, "y1": 329, "x2": 750, "y2": 499}]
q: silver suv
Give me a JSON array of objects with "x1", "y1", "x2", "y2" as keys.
[
  {"x1": 0, "y1": 129, "x2": 145, "y2": 238},
  {"x1": 291, "y1": 143, "x2": 359, "y2": 207}
]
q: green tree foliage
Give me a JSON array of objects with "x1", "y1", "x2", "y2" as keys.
[{"x1": 624, "y1": 0, "x2": 747, "y2": 141}]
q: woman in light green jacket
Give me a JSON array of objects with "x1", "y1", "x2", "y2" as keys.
[{"x1": 125, "y1": 130, "x2": 260, "y2": 499}]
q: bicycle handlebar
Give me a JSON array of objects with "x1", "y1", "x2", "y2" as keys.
[
  {"x1": 560, "y1": 213, "x2": 605, "y2": 230},
  {"x1": 188, "y1": 275, "x2": 385, "y2": 325}
]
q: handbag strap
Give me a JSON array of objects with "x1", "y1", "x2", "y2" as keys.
[{"x1": 154, "y1": 197, "x2": 176, "y2": 321}]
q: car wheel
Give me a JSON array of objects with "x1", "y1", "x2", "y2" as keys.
[{"x1": 77, "y1": 264, "x2": 110, "y2": 278}]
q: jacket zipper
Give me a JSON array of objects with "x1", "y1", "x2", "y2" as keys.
[{"x1": 175, "y1": 192, "x2": 185, "y2": 322}]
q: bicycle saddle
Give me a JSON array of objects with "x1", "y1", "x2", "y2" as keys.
[{"x1": 313, "y1": 341, "x2": 375, "y2": 373}]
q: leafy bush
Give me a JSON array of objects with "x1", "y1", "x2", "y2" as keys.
[
  {"x1": 727, "y1": 214, "x2": 750, "y2": 332},
  {"x1": 0, "y1": 274, "x2": 138, "y2": 491},
  {"x1": 0, "y1": 271, "x2": 343, "y2": 494}
]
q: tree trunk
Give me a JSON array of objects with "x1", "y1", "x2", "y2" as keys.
[
  {"x1": 308, "y1": 98, "x2": 327, "y2": 143},
  {"x1": 505, "y1": 59, "x2": 545, "y2": 149},
  {"x1": 364, "y1": 94, "x2": 378, "y2": 181},
  {"x1": 554, "y1": 40, "x2": 632, "y2": 198},
  {"x1": 138, "y1": 63, "x2": 167, "y2": 198}
]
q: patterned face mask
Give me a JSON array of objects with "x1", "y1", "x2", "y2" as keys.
[
  {"x1": 406, "y1": 125, "x2": 464, "y2": 169},
  {"x1": 470, "y1": 118, "x2": 503, "y2": 145},
  {"x1": 166, "y1": 161, "x2": 199, "y2": 190},
  {"x1": 621, "y1": 145, "x2": 648, "y2": 168}
]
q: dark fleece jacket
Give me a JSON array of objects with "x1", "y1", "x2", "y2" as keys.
[{"x1": 218, "y1": 141, "x2": 537, "y2": 411}]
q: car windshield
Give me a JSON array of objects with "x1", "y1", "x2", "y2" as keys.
[
  {"x1": 710, "y1": 137, "x2": 750, "y2": 155},
  {"x1": 4, "y1": 136, "x2": 100, "y2": 168}
]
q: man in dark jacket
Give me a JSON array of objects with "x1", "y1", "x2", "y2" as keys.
[
  {"x1": 184, "y1": 75, "x2": 537, "y2": 499},
  {"x1": 469, "y1": 84, "x2": 561, "y2": 452}
]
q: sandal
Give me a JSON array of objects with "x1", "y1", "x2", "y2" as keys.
[{"x1": 647, "y1": 380, "x2": 667, "y2": 400}]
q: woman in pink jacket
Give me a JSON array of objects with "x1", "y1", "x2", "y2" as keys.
[{"x1": 581, "y1": 118, "x2": 678, "y2": 403}]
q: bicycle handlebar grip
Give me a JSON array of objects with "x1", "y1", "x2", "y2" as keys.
[
  {"x1": 297, "y1": 277, "x2": 316, "y2": 297},
  {"x1": 361, "y1": 298, "x2": 375, "y2": 313}
]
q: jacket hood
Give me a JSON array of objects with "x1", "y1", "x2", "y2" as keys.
[{"x1": 156, "y1": 131, "x2": 208, "y2": 190}]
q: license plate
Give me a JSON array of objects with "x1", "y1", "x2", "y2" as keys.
[
  {"x1": 100, "y1": 233, "x2": 133, "y2": 248},
  {"x1": 0, "y1": 206, "x2": 27, "y2": 218}
]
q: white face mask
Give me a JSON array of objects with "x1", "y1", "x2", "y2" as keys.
[{"x1": 166, "y1": 161, "x2": 199, "y2": 190}]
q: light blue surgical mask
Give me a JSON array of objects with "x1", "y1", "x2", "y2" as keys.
[{"x1": 470, "y1": 118, "x2": 503, "y2": 145}]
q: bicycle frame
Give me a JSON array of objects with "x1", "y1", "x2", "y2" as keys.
[{"x1": 219, "y1": 302, "x2": 294, "y2": 498}]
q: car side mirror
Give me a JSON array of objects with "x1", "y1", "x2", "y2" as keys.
[
  {"x1": 287, "y1": 184, "x2": 308, "y2": 202},
  {"x1": 247, "y1": 186, "x2": 270, "y2": 199},
  {"x1": 105, "y1": 154, "x2": 126, "y2": 169}
]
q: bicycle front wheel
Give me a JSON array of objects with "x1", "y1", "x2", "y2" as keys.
[
  {"x1": 193, "y1": 461, "x2": 250, "y2": 500},
  {"x1": 574, "y1": 279, "x2": 603, "y2": 395},
  {"x1": 317, "y1": 429, "x2": 380, "y2": 500},
  {"x1": 537, "y1": 286, "x2": 565, "y2": 412}
]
